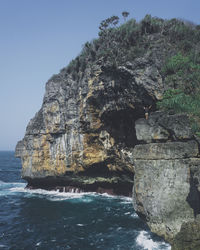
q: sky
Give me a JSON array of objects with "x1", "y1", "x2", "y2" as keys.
[{"x1": 0, "y1": 0, "x2": 200, "y2": 150}]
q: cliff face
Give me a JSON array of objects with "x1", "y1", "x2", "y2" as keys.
[
  {"x1": 133, "y1": 112, "x2": 200, "y2": 249},
  {"x1": 16, "y1": 53, "x2": 164, "y2": 195},
  {"x1": 16, "y1": 17, "x2": 200, "y2": 248}
]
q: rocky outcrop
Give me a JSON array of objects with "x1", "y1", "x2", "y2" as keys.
[
  {"x1": 132, "y1": 112, "x2": 200, "y2": 249},
  {"x1": 15, "y1": 54, "x2": 165, "y2": 195},
  {"x1": 15, "y1": 26, "x2": 200, "y2": 249}
]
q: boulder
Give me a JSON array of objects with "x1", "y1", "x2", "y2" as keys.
[
  {"x1": 135, "y1": 118, "x2": 169, "y2": 142},
  {"x1": 135, "y1": 112, "x2": 193, "y2": 143}
]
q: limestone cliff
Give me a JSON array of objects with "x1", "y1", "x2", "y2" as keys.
[
  {"x1": 15, "y1": 17, "x2": 189, "y2": 195},
  {"x1": 133, "y1": 112, "x2": 200, "y2": 249},
  {"x1": 15, "y1": 54, "x2": 164, "y2": 195},
  {"x1": 16, "y1": 16, "x2": 200, "y2": 249}
]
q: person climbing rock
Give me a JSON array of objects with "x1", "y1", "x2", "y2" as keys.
[{"x1": 143, "y1": 105, "x2": 152, "y2": 120}]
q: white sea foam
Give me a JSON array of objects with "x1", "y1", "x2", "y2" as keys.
[
  {"x1": 6, "y1": 182, "x2": 133, "y2": 203},
  {"x1": 0, "y1": 182, "x2": 26, "y2": 196},
  {"x1": 0, "y1": 181, "x2": 25, "y2": 187},
  {"x1": 131, "y1": 213, "x2": 139, "y2": 218},
  {"x1": 35, "y1": 241, "x2": 42, "y2": 246},
  {"x1": 98, "y1": 192, "x2": 116, "y2": 198},
  {"x1": 9, "y1": 185, "x2": 134, "y2": 202},
  {"x1": 0, "y1": 245, "x2": 7, "y2": 249},
  {"x1": 119, "y1": 197, "x2": 132, "y2": 203},
  {"x1": 136, "y1": 231, "x2": 171, "y2": 250},
  {"x1": 9, "y1": 185, "x2": 97, "y2": 201}
]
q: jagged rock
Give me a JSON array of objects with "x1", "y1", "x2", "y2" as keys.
[
  {"x1": 135, "y1": 118, "x2": 169, "y2": 142},
  {"x1": 135, "y1": 112, "x2": 193, "y2": 143},
  {"x1": 149, "y1": 112, "x2": 193, "y2": 140},
  {"x1": 133, "y1": 141, "x2": 199, "y2": 160},
  {"x1": 15, "y1": 56, "x2": 164, "y2": 194},
  {"x1": 158, "y1": 113, "x2": 193, "y2": 140}
]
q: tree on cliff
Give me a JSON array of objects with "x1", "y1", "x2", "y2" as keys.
[
  {"x1": 99, "y1": 15, "x2": 119, "y2": 31},
  {"x1": 122, "y1": 11, "x2": 129, "y2": 22},
  {"x1": 110, "y1": 15, "x2": 120, "y2": 26}
]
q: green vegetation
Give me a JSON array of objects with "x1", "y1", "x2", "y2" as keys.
[
  {"x1": 161, "y1": 53, "x2": 200, "y2": 93},
  {"x1": 157, "y1": 89, "x2": 200, "y2": 116},
  {"x1": 63, "y1": 13, "x2": 200, "y2": 80},
  {"x1": 157, "y1": 89, "x2": 200, "y2": 134},
  {"x1": 63, "y1": 12, "x2": 200, "y2": 133},
  {"x1": 158, "y1": 48, "x2": 200, "y2": 134}
]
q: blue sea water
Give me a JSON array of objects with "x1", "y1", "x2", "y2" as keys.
[{"x1": 0, "y1": 151, "x2": 171, "y2": 250}]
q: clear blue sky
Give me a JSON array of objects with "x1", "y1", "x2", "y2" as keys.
[{"x1": 0, "y1": 0, "x2": 200, "y2": 150}]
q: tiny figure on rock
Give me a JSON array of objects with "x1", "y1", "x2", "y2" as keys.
[{"x1": 143, "y1": 105, "x2": 152, "y2": 120}]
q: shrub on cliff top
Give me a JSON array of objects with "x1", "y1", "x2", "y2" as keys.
[
  {"x1": 157, "y1": 89, "x2": 200, "y2": 133},
  {"x1": 161, "y1": 52, "x2": 200, "y2": 94},
  {"x1": 64, "y1": 14, "x2": 200, "y2": 82}
]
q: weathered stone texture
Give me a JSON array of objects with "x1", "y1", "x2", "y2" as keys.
[
  {"x1": 133, "y1": 141, "x2": 199, "y2": 160},
  {"x1": 172, "y1": 215, "x2": 200, "y2": 250},
  {"x1": 133, "y1": 112, "x2": 200, "y2": 248},
  {"x1": 133, "y1": 158, "x2": 196, "y2": 241},
  {"x1": 16, "y1": 56, "x2": 165, "y2": 193},
  {"x1": 135, "y1": 118, "x2": 169, "y2": 142}
]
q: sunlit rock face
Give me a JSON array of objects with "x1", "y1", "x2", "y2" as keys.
[
  {"x1": 132, "y1": 112, "x2": 200, "y2": 249},
  {"x1": 16, "y1": 53, "x2": 164, "y2": 195}
]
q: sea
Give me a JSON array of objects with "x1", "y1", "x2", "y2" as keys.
[{"x1": 0, "y1": 151, "x2": 171, "y2": 250}]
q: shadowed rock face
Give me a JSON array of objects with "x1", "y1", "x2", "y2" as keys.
[
  {"x1": 132, "y1": 112, "x2": 200, "y2": 249},
  {"x1": 15, "y1": 56, "x2": 164, "y2": 195},
  {"x1": 172, "y1": 215, "x2": 200, "y2": 250}
]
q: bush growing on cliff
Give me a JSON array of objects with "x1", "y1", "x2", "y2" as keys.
[
  {"x1": 157, "y1": 89, "x2": 200, "y2": 133},
  {"x1": 157, "y1": 89, "x2": 200, "y2": 114},
  {"x1": 64, "y1": 14, "x2": 200, "y2": 83},
  {"x1": 140, "y1": 14, "x2": 164, "y2": 34},
  {"x1": 161, "y1": 52, "x2": 200, "y2": 94}
]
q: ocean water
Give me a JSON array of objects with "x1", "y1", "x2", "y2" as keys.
[{"x1": 0, "y1": 151, "x2": 171, "y2": 250}]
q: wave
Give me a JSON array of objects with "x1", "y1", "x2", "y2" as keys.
[
  {"x1": 0, "y1": 245, "x2": 8, "y2": 249},
  {"x1": 120, "y1": 197, "x2": 132, "y2": 204},
  {"x1": 7, "y1": 184, "x2": 133, "y2": 203},
  {"x1": 0, "y1": 181, "x2": 25, "y2": 188},
  {"x1": 0, "y1": 182, "x2": 26, "y2": 197},
  {"x1": 9, "y1": 186, "x2": 99, "y2": 202},
  {"x1": 136, "y1": 231, "x2": 171, "y2": 250}
]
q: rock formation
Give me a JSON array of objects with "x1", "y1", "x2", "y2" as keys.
[
  {"x1": 133, "y1": 112, "x2": 200, "y2": 249},
  {"x1": 15, "y1": 55, "x2": 164, "y2": 195},
  {"x1": 15, "y1": 16, "x2": 200, "y2": 249}
]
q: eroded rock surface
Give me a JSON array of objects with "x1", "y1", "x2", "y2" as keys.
[
  {"x1": 133, "y1": 112, "x2": 200, "y2": 249},
  {"x1": 15, "y1": 56, "x2": 164, "y2": 195}
]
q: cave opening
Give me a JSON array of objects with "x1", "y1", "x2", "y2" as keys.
[{"x1": 101, "y1": 107, "x2": 144, "y2": 148}]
